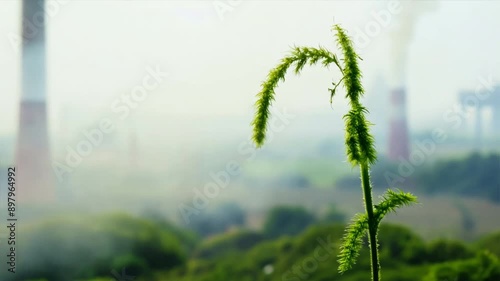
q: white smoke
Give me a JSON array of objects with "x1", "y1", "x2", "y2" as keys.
[{"x1": 389, "y1": 1, "x2": 438, "y2": 88}]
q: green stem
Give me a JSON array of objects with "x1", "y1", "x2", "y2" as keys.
[{"x1": 360, "y1": 162, "x2": 380, "y2": 281}]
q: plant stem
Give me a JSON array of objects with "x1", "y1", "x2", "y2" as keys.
[{"x1": 360, "y1": 162, "x2": 380, "y2": 281}]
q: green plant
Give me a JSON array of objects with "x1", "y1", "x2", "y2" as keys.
[{"x1": 250, "y1": 24, "x2": 418, "y2": 281}]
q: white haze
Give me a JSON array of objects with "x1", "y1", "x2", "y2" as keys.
[{"x1": 0, "y1": 1, "x2": 499, "y2": 139}]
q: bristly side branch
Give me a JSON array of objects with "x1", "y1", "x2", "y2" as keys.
[
  {"x1": 252, "y1": 46, "x2": 342, "y2": 147},
  {"x1": 338, "y1": 213, "x2": 369, "y2": 273},
  {"x1": 374, "y1": 189, "x2": 418, "y2": 226},
  {"x1": 337, "y1": 189, "x2": 418, "y2": 273}
]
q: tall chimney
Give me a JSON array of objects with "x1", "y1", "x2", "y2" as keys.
[
  {"x1": 16, "y1": 0, "x2": 54, "y2": 202},
  {"x1": 388, "y1": 88, "x2": 409, "y2": 161},
  {"x1": 385, "y1": 2, "x2": 437, "y2": 161}
]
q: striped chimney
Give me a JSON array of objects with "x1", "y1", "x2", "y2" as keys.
[
  {"x1": 16, "y1": 0, "x2": 54, "y2": 203},
  {"x1": 388, "y1": 88, "x2": 410, "y2": 161}
]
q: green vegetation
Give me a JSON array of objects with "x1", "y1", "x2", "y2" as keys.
[
  {"x1": 7, "y1": 212, "x2": 500, "y2": 281},
  {"x1": 193, "y1": 230, "x2": 264, "y2": 259},
  {"x1": 321, "y1": 204, "x2": 347, "y2": 224},
  {"x1": 163, "y1": 223, "x2": 500, "y2": 281},
  {"x1": 263, "y1": 206, "x2": 316, "y2": 238},
  {"x1": 418, "y1": 153, "x2": 500, "y2": 203},
  {"x1": 338, "y1": 152, "x2": 500, "y2": 203},
  {"x1": 249, "y1": 24, "x2": 418, "y2": 280},
  {"x1": 476, "y1": 232, "x2": 500, "y2": 257},
  {"x1": 11, "y1": 213, "x2": 195, "y2": 281},
  {"x1": 183, "y1": 202, "x2": 246, "y2": 237},
  {"x1": 423, "y1": 251, "x2": 500, "y2": 281}
]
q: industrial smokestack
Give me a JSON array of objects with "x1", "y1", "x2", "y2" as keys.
[
  {"x1": 388, "y1": 88, "x2": 409, "y2": 160},
  {"x1": 387, "y1": 1, "x2": 437, "y2": 161},
  {"x1": 16, "y1": 0, "x2": 54, "y2": 202}
]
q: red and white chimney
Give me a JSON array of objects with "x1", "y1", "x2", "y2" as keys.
[
  {"x1": 16, "y1": 0, "x2": 54, "y2": 203},
  {"x1": 388, "y1": 88, "x2": 410, "y2": 161}
]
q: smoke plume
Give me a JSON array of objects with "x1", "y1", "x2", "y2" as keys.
[{"x1": 389, "y1": 1, "x2": 438, "y2": 88}]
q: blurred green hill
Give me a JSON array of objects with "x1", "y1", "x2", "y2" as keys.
[{"x1": 7, "y1": 211, "x2": 500, "y2": 281}]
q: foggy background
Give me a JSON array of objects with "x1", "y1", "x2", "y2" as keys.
[
  {"x1": 0, "y1": 0, "x2": 499, "y2": 230},
  {"x1": 0, "y1": 1, "x2": 499, "y2": 280}
]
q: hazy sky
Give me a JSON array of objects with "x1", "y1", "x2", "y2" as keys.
[{"x1": 1, "y1": 0, "x2": 499, "y2": 136}]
